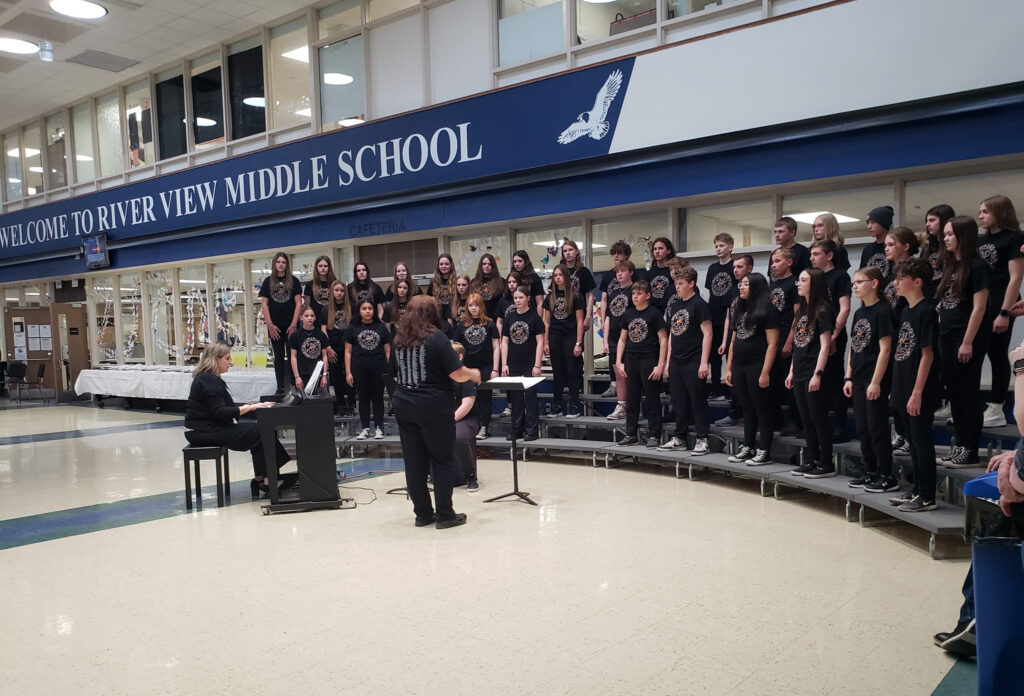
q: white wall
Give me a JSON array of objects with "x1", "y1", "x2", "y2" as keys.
[
  {"x1": 368, "y1": 12, "x2": 426, "y2": 118},
  {"x1": 428, "y1": 0, "x2": 494, "y2": 104}
]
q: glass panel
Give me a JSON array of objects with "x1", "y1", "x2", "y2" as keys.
[
  {"x1": 905, "y1": 170, "x2": 1024, "y2": 231},
  {"x1": 684, "y1": 200, "x2": 772, "y2": 252},
  {"x1": 45, "y1": 113, "x2": 68, "y2": 189},
  {"x1": 498, "y1": 0, "x2": 563, "y2": 66},
  {"x1": 578, "y1": 0, "x2": 656, "y2": 44},
  {"x1": 124, "y1": 79, "x2": 152, "y2": 168},
  {"x1": 179, "y1": 265, "x2": 209, "y2": 362},
  {"x1": 248, "y1": 254, "x2": 274, "y2": 368},
  {"x1": 96, "y1": 91, "x2": 123, "y2": 177},
  {"x1": 782, "y1": 186, "x2": 892, "y2": 243},
  {"x1": 147, "y1": 269, "x2": 177, "y2": 365},
  {"x1": 22, "y1": 123, "x2": 43, "y2": 196},
  {"x1": 155, "y1": 68, "x2": 187, "y2": 159},
  {"x1": 319, "y1": 35, "x2": 365, "y2": 132},
  {"x1": 119, "y1": 273, "x2": 144, "y2": 362},
  {"x1": 319, "y1": 0, "x2": 362, "y2": 40},
  {"x1": 269, "y1": 17, "x2": 311, "y2": 129},
  {"x1": 449, "y1": 232, "x2": 510, "y2": 278},
  {"x1": 213, "y1": 261, "x2": 247, "y2": 365},
  {"x1": 191, "y1": 52, "x2": 225, "y2": 149},
  {"x1": 592, "y1": 211, "x2": 666, "y2": 273},
  {"x1": 22, "y1": 283, "x2": 45, "y2": 307},
  {"x1": 228, "y1": 38, "x2": 266, "y2": 140},
  {"x1": 4, "y1": 287, "x2": 19, "y2": 306},
  {"x1": 291, "y1": 252, "x2": 320, "y2": 293},
  {"x1": 368, "y1": 0, "x2": 417, "y2": 21},
  {"x1": 667, "y1": 0, "x2": 741, "y2": 19},
  {"x1": 90, "y1": 276, "x2": 118, "y2": 363},
  {"x1": 71, "y1": 102, "x2": 96, "y2": 182},
  {"x1": 514, "y1": 223, "x2": 583, "y2": 289},
  {"x1": 4, "y1": 131, "x2": 22, "y2": 202}
]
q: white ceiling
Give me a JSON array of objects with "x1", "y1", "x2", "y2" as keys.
[{"x1": 0, "y1": 0, "x2": 316, "y2": 133}]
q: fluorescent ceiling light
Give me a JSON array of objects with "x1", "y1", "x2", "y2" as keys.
[
  {"x1": 281, "y1": 45, "x2": 309, "y2": 63},
  {"x1": 76, "y1": 154, "x2": 93, "y2": 162},
  {"x1": 28, "y1": 166, "x2": 43, "y2": 173},
  {"x1": 294, "y1": 108, "x2": 312, "y2": 118},
  {"x1": 242, "y1": 96, "x2": 265, "y2": 108},
  {"x1": 789, "y1": 211, "x2": 860, "y2": 225},
  {"x1": 338, "y1": 118, "x2": 364, "y2": 127},
  {"x1": 7, "y1": 147, "x2": 40, "y2": 158},
  {"x1": 195, "y1": 117, "x2": 217, "y2": 127},
  {"x1": 24, "y1": 292, "x2": 40, "y2": 296},
  {"x1": 49, "y1": 0, "x2": 108, "y2": 20},
  {"x1": 323, "y1": 72, "x2": 353, "y2": 85},
  {"x1": 0, "y1": 38, "x2": 39, "y2": 55},
  {"x1": 7, "y1": 177, "x2": 20, "y2": 183},
  {"x1": 179, "y1": 279, "x2": 207, "y2": 284}
]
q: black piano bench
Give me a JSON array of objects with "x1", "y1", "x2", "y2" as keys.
[{"x1": 182, "y1": 446, "x2": 231, "y2": 510}]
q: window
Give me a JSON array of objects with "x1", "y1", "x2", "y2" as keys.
[
  {"x1": 71, "y1": 102, "x2": 96, "y2": 182},
  {"x1": 684, "y1": 200, "x2": 772, "y2": 251},
  {"x1": 357, "y1": 239, "x2": 440, "y2": 281},
  {"x1": 905, "y1": 170, "x2": 1024, "y2": 231},
  {"x1": 155, "y1": 68, "x2": 187, "y2": 159},
  {"x1": 782, "y1": 186, "x2": 892, "y2": 243},
  {"x1": 319, "y1": 0, "x2": 362, "y2": 40},
  {"x1": 124, "y1": 79, "x2": 152, "y2": 168},
  {"x1": 45, "y1": 113, "x2": 67, "y2": 189},
  {"x1": 269, "y1": 17, "x2": 312, "y2": 129},
  {"x1": 89, "y1": 276, "x2": 117, "y2": 364},
  {"x1": 22, "y1": 123, "x2": 43, "y2": 196},
  {"x1": 4, "y1": 131, "x2": 22, "y2": 202},
  {"x1": 119, "y1": 274, "x2": 144, "y2": 362},
  {"x1": 577, "y1": 0, "x2": 656, "y2": 44},
  {"x1": 147, "y1": 269, "x2": 177, "y2": 365},
  {"x1": 319, "y1": 35, "x2": 365, "y2": 132},
  {"x1": 449, "y1": 231, "x2": 510, "y2": 277},
  {"x1": 667, "y1": 0, "x2": 740, "y2": 19},
  {"x1": 592, "y1": 211, "x2": 666, "y2": 271},
  {"x1": 515, "y1": 223, "x2": 583, "y2": 288},
  {"x1": 179, "y1": 265, "x2": 209, "y2": 362},
  {"x1": 96, "y1": 91, "x2": 123, "y2": 178},
  {"x1": 228, "y1": 37, "x2": 266, "y2": 140},
  {"x1": 498, "y1": 0, "x2": 563, "y2": 66},
  {"x1": 213, "y1": 261, "x2": 247, "y2": 362},
  {"x1": 248, "y1": 254, "x2": 275, "y2": 368},
  {"x1": 191, "y1": 51, "x2": 225, "y2": 149},
  {"x1": 368, "y1": 0, "x2": 418, "y2": 21}
]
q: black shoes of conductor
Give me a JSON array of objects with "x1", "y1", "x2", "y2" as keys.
[
  {"x1": 934, "y1": 619, "x2": 977, "y2": 659},
  {"x1": 437, "y1": 513, "x2": 468, "y2": 529}
]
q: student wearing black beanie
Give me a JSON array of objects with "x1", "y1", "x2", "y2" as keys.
[{"x1": 862, "y1": 206, "x2": 894, "y2": 277}]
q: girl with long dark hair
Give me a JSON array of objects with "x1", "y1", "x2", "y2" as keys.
[
  {"x1": 303, "y1": 255, "x2": 336, "y2": 327},
  {"x1": 427, "y1": 253, "x2": 457, "y2": 326},
  {"x1": 543, "y1": 264, "x2": 585, "y2": 417},
  {"x1": 347, "y1": 261, "x2": 385, "y2": 319},
  {"x1": 470, "y1": 253, "x2": 506, "y2": 318},
  {"x1": 325, "y1": 280, "x2": 354, "y2": 416},
  {"x1": 345, "y1": 299, "x2": 392, "y2": 440},
  {"x1": 384, "y1": 278, "x2": 413, "y2": 334},
  {"x1": 922, "y1": 204, "x2": 955, "y2": 283},
  {"x1": 882, "y1": 226, "x2": 922, "y2": 311},
  {"x1": 496, "y1": 271, "x2": 523, "y2": 334},
  {"x1": 646, "y1": 237, "x2": 676, "y2": 311},
  {"x1": 561, "y1": 240, "x2": 596, "y2": 329},
  {"x1": 453, "y1": 292, "x2": 500, "y2": 439},
  {"x1": 383, "y1": 261, "x2": 421, "y2": 303},
  {"x1": 258, "y1": 251, "x2": 302, "y2": 392},
  {"x1": 511, "y1": 250, "x2": 546, "y2": 312}
]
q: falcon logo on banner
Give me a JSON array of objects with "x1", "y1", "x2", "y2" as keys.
[{"x1": 557, "y1": 69, "x2": 623, "y2": 144}]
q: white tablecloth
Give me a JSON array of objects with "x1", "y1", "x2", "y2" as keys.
[{"x1": 75, "y1": 368, "x2": 277, "y2": 403}]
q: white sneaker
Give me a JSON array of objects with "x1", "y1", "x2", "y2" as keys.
[
  {"x1": 935, "y1": 403, "x2": 952, "y2": 420},
  {"x1": 607, "y1": 404, "x2": 626, "y2": 420},
  {"x1": 657, "y1": 436, "x2": 687, "y2": 451},
  {"x1": 475, "y1": 426, "x2": 488, "y2": 440},
  {"x1": 356, "y1": 428, "x2": 369, "y2": 440},
  {"x1": 691, "y1": 438, "x2": 709, "y2": 456},
  {"x1": 501, "y1": 407, "x2": 512, "y2": 417},
  {"x1": 374, "y1": 427, "x2": 385, "y2": 439},
  {"x1": 983, "y1": 402, "x2": 1007, "y2": 427}
]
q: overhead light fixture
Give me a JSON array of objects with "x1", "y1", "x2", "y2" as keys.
[
  {"x1": 281, "y1": 45, "x2": 309, "y2": 63},
  {"x1": 7, "y1": 177, "x2": 21, "y2": 183},
  {"x1": 7, "y1": 147, "x2": 41, "y2": 157},
  {"x1": 0, "y1": 38, "x2": 40, "y2": 55},
  {"x1": 28, "y1": 166, "x2": 44, "y2": 173},
  {"x1": 338, "y1": 118, "x2": 364, "y2": 127},
  {"x1": 323, "y1": 72, "x2": 353, "y2": 85},
  {"x1": 39, "y1": 40, "x2": 53, "y2": 62},
  {"x1": 294, "y1": 108, "x2": 312, "y2": 118},
  {"x1": 195, "y1": 117, "x2": 217, "y2": 127},
  {"x1": 49, "y1": 0, "x2": 108, "y2": 20},
  {"x1": 75, "y1": 153, "x2": 93, "y2": 162},
  {"x1": 242, "y1": 96, "x2": 265, "y2": 108},
  {"x1": 788, "y1": 211, "x2": 860, "y2": 225}
]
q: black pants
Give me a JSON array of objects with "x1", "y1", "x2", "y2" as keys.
[
  {"x1": 939, "y1": 332, "x2": 984, "y2": 454},
  {"x1": 825, "y1": 330, "x2": 848, "y2": 433},
  {"x1": 710, "y1": 323, "x2": 727, "y2": 397},
  {"x1": 393, "y1": 389, "x2": 458, "y2": 521},
  {"x1": 898, "y1": 407, "x2": 936, "y2": 500},
  {"x1": 270, "y1": 330, "x2": 290, "y2": 391},
  {"x1": 454, "y1": 414, "x2": 480, "y2": 480},
  {"x1": 732, "y1": 361, "x2": 772, "y2": 451},
  {"x1": 352, "y1": 357, "x2": 388, "y2": 430},
  {"x1": 668, "y1": 357, "x2": 708, "y2": 438},
  {"x1": 328, "y1": 335, "x2": 354, "y2": 411},
  {"x1": 185, "y1": 423, "x2": 289, "y2": 478},
  {"x1": 466, "y1": 356, "x2": 493, "y2": 427},
  {"x1": 987, "y1": 310, "x2": 1014, "y2": 405},
  {"x1": 508, "y1": 365, "x2": 539, "y2": 438},
  {"x1": 851, "y1": 380, "x2": 892, "y2": 476},
  {"x1": 792, "y1": 379, "x2": 831, "y2": 467},
  {"x1": 770, "y1": 332, "x2": 796, "y2": 429},
  {"x1": 549, "y1": 332, "x2": 582, "y2": 412},
  {"x1": 625, "y1": 354, "x2": 662, "y2": 438}
]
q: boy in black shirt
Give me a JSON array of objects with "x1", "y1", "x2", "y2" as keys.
[
  {"x1": 715, "y1": 253, "x2": 751, "y2": 426},
  {"x1": 769, "y1": 247, "x2": 802, "y2": 434},
  {"x1": 772, "y1": 217, "x2": 811, "y2": 280},
  {"x1": 602, "y1": 260, "x2": 635, "y2": 420},
  {"x1": 888, "y1": 259, "x2": 940, "y2": 512},
  {"x1": 598, "y1": 241, "x2": 634, "y2": 397},
  {"x1": 862, "y1": 206, "x2": 894, "y2": 278},
  {"x1": 811, "y1": 239, "x2": 852, "y2": 440},
  {"x1": 615, "y1": 280, "x2": 668, "y2": 448},
  {"x1": 705, "y1": 233, "x2": 735, "y2": 399}
]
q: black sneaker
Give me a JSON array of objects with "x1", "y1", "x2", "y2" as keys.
[
  {"x1": 548, "y1": 405, "x2": 563, "y2": 416},
  {"x1": 938, "y1": 619, "x2": 977, "y2": 658},
  {"x1": 791, "y1": 461, "x2": 815, "y2": 476},
  {"x1": 414, "y1": 514, "x2": 437, "y2": 527},
  {"x1": 436, "y1": 513, "x2": 468, "y2": 529},
  {"x1": 645, "y1": 437, "x2": 659, "y2": 448},
  {"x1": 466, "y1": 477, "x2": 479, "y2": 492},
  {"x1": 899, "y1": 496, "x2": 936, "y2": 512},
  {"x1": 864, "y1": 475, "x2": 899, "y2": 493},
  {"x1": 804, "y1": 466, "x2": 836, "y2": 479},
  {"x1": 935, "y1": 619, "x2": 974, "y2": 647},
  {"x1": 523, "y1": 433, "x2": 539, "y2": 442},
  {"x1": 728, "y1": 446, "x2": 754, "y2": 463},
  {"x1": 618, "y1": 435, "x2": 639, "y2": 446},
  {"x1": 888, "y1": 490, "x2": 915, "y2": 506},
  {"x1": 848, "y1": 473, "x2": 878, "y2": 488},
  {"x1": 746, "y1": 449, "x2": 772, "y2": 465},
  {"x1": 944, "y1": 448, "x2": 980, "y2": 469},
  {"x1": 891, "y1": 435, "x2": 906, "y2": 451}
]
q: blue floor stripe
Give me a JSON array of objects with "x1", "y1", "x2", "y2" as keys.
[
  {"x1": 0, "y1": 419, "x2": 185, "y2": 447},
  {"x1": 931, "y1": 658, "x2": 976, "y2": 695},
  {"x1": 0, "y1": 458, "x2": 406, "y2": 550}
]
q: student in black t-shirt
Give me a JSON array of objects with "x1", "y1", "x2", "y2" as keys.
[
  {"x1": 715, "y1": 253, "x2": 752, "y2": 426},
  {"x1": 888, "y1": 259, "x2": 940, "y2": 512},
  {"x1": 496, "y1": 271, "x2": 523, "y2": 335},
  {"x1": 452, "y1": 274, "x2": 472, "y2": 329},
  {"x1": 615, "y1": 280, "x2": 668, "y2": 448},
  {"x1": 258, "y1": 251, "x2": 303, "y2": 392},
  {"x1": 289, "y1": 306, "x2": 329, "y2": 394},
  {"x1": 646, "y1": 237, "x2": 676, "y2": 312},
  {"x1": 862, "y1": 206, "x2": 894, "y2": 278},
  {"x1": 978, "y1": 195, "x2": 1024, "y2": 427},
  {"x1": 844, "y1": 267, "x2": 897, "y2": 492},
  {"x1": 427, "y1": 254, "x2": 458, "y2": 327},
  {"x1": 302, "y1": 255, "x2": 336, "y2": 328},
  {"x1": 706, "y1": 233, "x2": 735, "y2": 400},
  {"x1": 597, "y1": 241, "x2": 634, "y2": 397},
  {"x1": 511, "y1": 250, "x2": 546, "y2": 312},
  {"x1": 561, "y1": 240, "x2": 596, "y2": 331},
  {"x1": 882, "y1": 227, "x2": 922, "y2": 312},
  {"x1": 501, "y1": 286, "x2": 546, "y2": 441},
  {"x1": 384, "y1": 279, "x2": 413, "y2": 335},
  {"x1": 812, "y1": 213, "x2": 850, "y2": 271},
  {"x1": 771, "y1": 217, "x2": 811, "y2": 280},
  {"x1": 724, "y1": 273, "x2": 779, "y2": 465},
  {"x1": 470, "y1": 253, "x2": 505, "y2": 320},
  {"x1": 347, "y1": 262, "x2": 385, "y2": 320},
  {"x1": 810, "y1": 239, "x2": 852, "y2": 441},
  {"x1": 786, "y1": 268, "x2": 834, "y2": 476},
  {"x1": 602, "y1": 260, "x2": 635, "y2": 421},
  {"x1": 658, "y1": 268, "x2": 712, "y2": 455},
  {"x1": 383, "y1": 261, "x2": 421, "y2": 303},
  {"x1": 345, "y1": 300, "x2": 392, "y2": 440},
  {"x1": 325, "y1": 280, "x2": 354, "y2": 416},
  {"x1": 453, "y1": 293, "x2": 499, "y2": 439},
  {"x1": 921, "y1": 204, "x2": 955, "y2": 285},
  {"x1": 936, "y1": 216, "x2": 990, "y2": 467},
  {"x1": 769, "y1": 247, "x2": 801, "y2": 434},
  {"x1": 543, "y1": 265, "x2": 585, "y2": 418},
  {"x1": 450, "y1": 341, "x2": 480, "y2": 491}
]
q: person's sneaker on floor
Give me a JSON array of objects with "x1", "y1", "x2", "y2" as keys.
[
  {"x1": 864, "y1": 475, "x2": 899, "y2": 493},
  {"x1": 939, "y1": 445, "x2": 960, "y2": 463},
  {"x1": 790, "y1": 461, "x2": 814, "y2": 476},
  {"x1": 715, "y1": 415, "x2": 741, "y2": 427},
  {"x1": 899, "y1": 495, "x2": 936, "y2": 512},
  {"x1": 727, "y1": 445, "x2": 754, "y2": 463},
  {"x1": 565, "y1": 407, "x2": 581, "y2": 419},
  {"x1": 982, "y1": 402, "x2": 1007, "y2": 427},
  {"x1": 804, "y1": 465, "x2": 836, "y2": 478},
  {"x1": 355, "y1": 427, "x2": 370, "y2": 440},
  {"x1": 547, "y1": 404, "x2": 562, "y2": 416},
  {"x1": 848, "y1": 473, "x2": 878, "y2": 488},
  {"x1": 888, "y1": 490, "x2": 915, "y2": 506},
  {"x1": 645, "y1": 436, "x2": 659, "y2": 448},
  {"x1": 374, "y1": 427, "x2": 385, "y2": 439},
  {"x1": 523, "y1": 432, "x2": 539, "y2": 442},
  {"x1": 944, "y1": 447, "x2": 980, "y2": 468},
  {"x1": 600, "y1": 384, "x2": 617, "y2": 398},
  {"x1": 618, "y1": 435, "x2": 639, "y2": 446},
  {"x1": 934, "y1": 402, "x2": 952, "y2": 420},
  {"x1": 466, "y1": 477, "x2": 479, "y2": 492},
  {"x1": 691, "y1": 437, "x2": 710, "y2": 456},
  {"x1": 891, "y1": 435, "x2": 907, "y2": 451},
  {"x1": 708, "y1": 393, "x2": 728, "y2": 403},
  {"x1": 746, "y1": 449, "x2": 771, "y2": 465},
  {"x1": 500, "y1": 406, "x2": 512, "y2": 417},
  {"x1": 937, "y1": 619, "x2": 977, "y2": 658},
  {"x1": 436, "y1": 512, "x2": 468, "y2": 529},
  {"x1": 475, "y1": 426, "x2": 489, "y2": 440},
  {"x1": 607, "y1": 403, "x2": 626, "y2": 420},
  {"x1": 657, "y1": 436, "x2": 687, "y2": 451}
]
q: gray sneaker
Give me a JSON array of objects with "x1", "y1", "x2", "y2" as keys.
[
  {"x1": 691, "y1": 438, "x2": 709, "y2": 456},
  {"x1": 657, "y1": 436, "x2": 687, "y2": 451},
  {"x1": 600, "y1": 384, "x2": 617, "y2": 398}
]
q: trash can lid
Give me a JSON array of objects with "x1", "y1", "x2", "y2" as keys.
[{"x1": 964, "y1": 471, "x2": 1000, "y2": 499}]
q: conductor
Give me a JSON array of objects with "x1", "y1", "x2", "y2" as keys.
[{"x1": 392, "y1": 295, "x2": 481, "y2": 528}]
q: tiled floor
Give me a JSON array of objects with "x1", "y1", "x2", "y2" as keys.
[{"x1": 0, "y1": 403, "x2": 972, "y2": 695}]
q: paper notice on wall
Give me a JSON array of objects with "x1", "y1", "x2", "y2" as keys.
[
  {"x1": 13, "y1": 320, "x2": 27, "y2": 360},
  {"x1": 40, "y1": 325, "x2": 51, "y2": 338},
  {"x1": 27, "y1": 324, "x2": 40, "y2": 338},
  {"x1": 40, "y1": 337, "x2": 52, "y2": 351},
  {"x1": 28, "y1": 338, "x2": 41, "y2": 351}
]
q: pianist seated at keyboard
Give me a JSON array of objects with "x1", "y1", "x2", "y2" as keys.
[{"x1": 185, "y1": 342, "x2": 291, "y2": 497}]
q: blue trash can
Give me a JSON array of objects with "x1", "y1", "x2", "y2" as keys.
[{"x1": 963, "y1": 472, "x2": 1024, "y2": 696}]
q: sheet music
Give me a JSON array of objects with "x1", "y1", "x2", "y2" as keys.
[
  {"x1": 305, "y1": 360, "x2": 324, "y2": 395},
  {"x1": 482, "y1": 376, "x2": 545, "y2": 388}
]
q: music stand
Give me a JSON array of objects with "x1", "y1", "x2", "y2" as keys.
[{"x1": 478, "y1": 376, "x2": 543, "y2": 506}]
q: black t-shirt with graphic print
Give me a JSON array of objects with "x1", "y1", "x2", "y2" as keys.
[
  {"x1": 666, "y1": 293, "x2": 711, "y2": 362},
  {"x1": 769, "y1": 245, "x2": 811, "y2": 282},
  {"x1": 769, "y1": 275, "x2": 798, "y2": 336},
  {"x1": 849, "y1": 301, "x2": 895, "y2": 385},
  {"x1": 824, "y1": 267, "x2": 852, "y2": 335},
  {"x1": 646, "y1": 265, "x2": 674, "y2": 311},
  {"x1": 937, "y1": 258, "x2": 989, "y2": 337},
  {"x1": 394, "y1": 329, "x2": 463, "y2": 404},
  {"x1": 705, "y1": 261, "x2": 735, "y2": 325},
  {"x1": 977, "y1": 228, "x2": 1024, "y2": 314},
  {"x1": 731, "y1": 305, "x2": 781, "y2": 366},
  {"x1": 326, "y1": 307, "x2": 348, "y2": 351},
  {"x1": 860, "y1": 241, "x2": 891, "y2": 278},
  {"x1": 605, "y1": 281, "x2": 634, "y2": 345},
  {"x1": 544, "y1": 289, "x2": 585, "y2": 336},
  {"x1": 258, "y1": 274, "x2": 302, "y2": 329},
  {"x1": 452, "y1": 297, "x2": 469, "y2": 327},
  {"x1": 497, "y1": 297, "x2": 516, "y2": 326},
  {"x1": 287, "y1": 326, "x2": 328, "y2": 378},
  {"x1": 453, "y1": 319, "x2": 498, "y2": 367},
  {"x1": 347, "y1": 282, "x2": 385, "y2": 317},
  {"x1": 303, "y1": 281, "x2": 331, "y2": 327},
  {"x1": 566, "y1": 264, "x2": 596, "y2": 299},
  {"x1": 344, "y1": 319, "x2": 391, "y2": 363},
  {"x1": 620, "y1": 305, "x2": 665, "y2": 359},
  {"x1": 502, "y1": 308, "x2": 545, "y2": 372},
  {"x1": 891, "y1": 300, "x2": 939, "y2": 411},
  {"x1": 791, "y1": 308, "x2": 834, "y2": 382}
]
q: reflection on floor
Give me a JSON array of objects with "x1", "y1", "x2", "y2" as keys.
[{"x1": 0, "y1": 403, "x2": 973, "y2": 696}]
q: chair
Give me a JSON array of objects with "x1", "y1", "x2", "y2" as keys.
[
  {"x1": 5, "y1": 361, "x2": 27, "y2": 403},
  {"x1": 182, "y1": 445, "x2": 231, "y2": 510},
  {"x1": 23, "y1": 363, "x2": 48, "y2": 403}
]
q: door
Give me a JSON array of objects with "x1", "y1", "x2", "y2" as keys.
[
  {"x1": 54, "y1": 303, "x2": 91, "y2": 400},
  {"x1": 4, "y1": 305, "x2": 58, "y2": 399}
]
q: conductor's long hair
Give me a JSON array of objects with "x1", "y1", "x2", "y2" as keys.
[{"x1": 394, "y1": 295, "x2": 442, "y2": 349}]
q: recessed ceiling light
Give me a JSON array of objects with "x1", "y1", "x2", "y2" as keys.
[
  {"x1": 49, "y1": 0, "x2": 108, "y2": 20},
  {"x1": 242, "y1": 96, "x2": 265, "y2": 108},
  {"x1": 281, "y1": 45, "x2": 309, "y2": 63},
  {"x1": 195, "y1": 117, "x2": 217, "y2": 127},
  {"x1": 28, "y1": 166, "x2": 44, "y2": 173},
  {"x1": 338, "y1": 118, "x2": 364, "y2": 127},
  {"x1": 0, "y1": 38, "x2": 39, "y2": 55},
  {"x1": 75, "y1": 154, "x2": 93, "y2": 162},
  {"x1": 7, "y1": 177, "x2": 21, "y2": 183},
  {"x1": 788, "y1": 211, "x2": 860, "y2": 225},
  {"x1": 6, "y1": 147, "x2": 40, "y2": 157},
  {"x1": 323, "y1": 72, "x2": 353, "y2": 85},
  {"x1": 294, "y1": 108, "x2": 311, "y2": 118}
]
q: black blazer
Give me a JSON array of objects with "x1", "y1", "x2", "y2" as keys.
[{"x1": 184, "y1": 372, "x2": 241, "y2": 433}]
